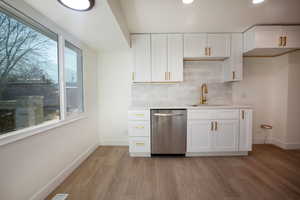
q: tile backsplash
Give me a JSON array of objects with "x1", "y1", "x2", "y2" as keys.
[{"x1": 131, "y1": 61, "x2": 233, "y2": 106}]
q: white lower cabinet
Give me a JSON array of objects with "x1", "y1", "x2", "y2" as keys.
[
  {"x1": 187, "y1": 120, "x2": 212, "y2": 152},
  {"x1": 129, "y1": 137, "x2": 150, "y2": 153},
  {"x1": 187, "y1": 109, "x2": 252, "y2": 156},
  {"x1": 128, "y1": 108, "x2": 252, "y2": 157},
  {"x1": 239, "y1": 109, "x2": 253, "y2": 151},
  {"x1": 128, "y1": 110, "x2": 151, "y2": 157},
  {"x1": 213, "y1": 120, "x2": 239, "y2": 152}
]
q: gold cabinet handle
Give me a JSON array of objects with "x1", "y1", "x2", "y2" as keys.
[
  {"x1": 209, "y1": 48, "x2": 212, "y2": 56},
  {"x1": 242, "y1": 110, "x2": 245, "y2": 120},
  {"x1": 169, "y1": 72, "x2": 171, "y2": 81},
  {"x1": 232, "y1": 71, "x2": 236, "y2": 80},
  {"x1": 165, "y1": 72, "x2": 167, "y2": 80},
  {"x1": 215, "y1": 121, "x2": 218, "y2": 131},
  {"x1": 132, "y1": 72, "x2": 135, "y2": 81},
  {"x1": 205, "y1": 47, "x2": 207, "y2": 56},
  {"x1": 283, "y1": 36, "x2": 287, "y2": 47},
  {"x1": 211, "y1": 121, "x2": 214, "y2": 131},
  {"x1": 135, "y1": 126, "x2": 144, "y2": 129},
  {"x1": 279, "y1": 36, "x2": 283, "y2": 47}
]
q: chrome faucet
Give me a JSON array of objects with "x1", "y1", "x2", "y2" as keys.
[{"x1": 200, "y1": 83, "x2": 208, "y2": 104}]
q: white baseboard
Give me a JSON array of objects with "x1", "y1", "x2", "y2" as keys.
[
  {"x1": 253, "y1": 136, "x2": 266, "y2": 144},
  {"x1": 30, "y1": 143, "x2": 98, "y2": 200},
  {"x1": 284, "y1": 143, "x2": 300, "y2": 150},
  {"x1": 186, "y1": 151, "x2": 248, "y2": 157},
  {"x1": 266, "y1": 138, "x2": 300, "y2": 150},
  {"x1": 270, "y1": 138, "x2": 286, "y2": 149},
  {"x1": 99, "y1": 138, "x2": 128, "y2": 146}
]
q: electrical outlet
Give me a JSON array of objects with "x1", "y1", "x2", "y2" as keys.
[{"x1": 51, "y1": 194, "x2": 69, "y2": 200}]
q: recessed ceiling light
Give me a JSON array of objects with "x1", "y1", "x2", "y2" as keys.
[
  {"x1": 58, "y1": 0, "x2": 95, "y2": 11},
  {"x1": 183, "y1": 0, "x2": 194, "y2": 4},
  {"x1": 252, "y1": 0, "x2": 265, "y2": 4}
]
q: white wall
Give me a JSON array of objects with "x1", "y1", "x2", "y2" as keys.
[
  {"x1": 233, "y1": 52, "x2": 300, "y2": 149},
  {"x1": 286, "y1": 51, "x2": 300, "y2": 146},
  {"x1": 0, "y1": 1, "x2": 100, "y2": 199},
  {"x1": 0, "y1": 47, "x2": 99, "y2": 200},
  {"x1": 97, "y1": 50, "x2": 132, "y2": 145}
]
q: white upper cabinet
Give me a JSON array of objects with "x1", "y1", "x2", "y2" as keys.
[
  {"x1": 184, "y1": 33, "x2": 207, "y2": 58},
  {"x1": 207, "y1": 34, "x2": 231, "y2": 58},
  {"x1": 184, "y1": 33, "x2": 231, "y2": 59},
  {"x1": 254, "y1": 27, "x2": 283, "y2": 49},
  {"x1": 243, "y1": 25, "x2": 300, "y2": 57},
  {"x1": 131, "y1": 34, "x2": 151, "y2": 82},
  {"x1": 151, "y1": 34, "x2": 183, "y2": 82},
  {"x1": 283, "y1": 26, "x2": 300, "y2": 48},
  {"x1": 151, "y1": 34, "x2": 168, "y2": 82},
  {"x1": 224, "y1": 33, "x2": 243, "y2": 82},
  {"x1": 168, "y1": 34, "x2": 183, "y2": 82}
]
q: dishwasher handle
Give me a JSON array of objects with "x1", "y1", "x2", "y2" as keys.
[{"x1": 152, "y1": 113, "x2": 184, "y2": 117}]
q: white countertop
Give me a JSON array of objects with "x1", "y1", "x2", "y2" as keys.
[{"x1": 129, "y1": 104, "x2": 252, "y2": 110}]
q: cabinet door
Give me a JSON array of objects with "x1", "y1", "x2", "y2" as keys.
[
  {"x1": 168, "y1": 34, "x2": 183, "y2": 82},
  {"x1": 283, "y1": 26, "x2": 300, "y2": 48},
  {"x1": 187, "y1": 120, "x2": 213, "y2": 152},
  {"x1": 224, "y1": 33, "x2": 243, "y2": 82},
  {"x1": 239, "y1": 110, "x2": 253, "y2": 151},
  {"x1": 132, "y1": 34, "x2": 151, "y2": 82},
  {"x1": 213, "y1": 120, "x2": 239, "y2": 152},
  {"x1": 255, "y1": 27, "x2": 283, "y2": 48},
  {"x1": 207, "y1": 34, "x2": 231, "y2": 58},
  {"x1": 184, "y1": 33, "x2": 207, "y2": 58},
  {"x1": 151, "y1": 34, "x2": 168, "y2": 82}
]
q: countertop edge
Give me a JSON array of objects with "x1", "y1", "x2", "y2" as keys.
[{"x1": 128, "y1": 105, "x2": 253, "y2": 110}]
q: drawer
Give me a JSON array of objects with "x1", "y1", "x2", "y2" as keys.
[
  {"x1": 128, "y1": 121, "x2": 150, "y2": 137},
  {"x1": 128, "y1": 110, "x2": 150, "y2": 121},
  {"x1": 188, "y1": 110, "x2": 239, "y2": 120},
  {"x1": 215, "y1": 110, "x2": 239, "y2": 119},
  {"x1": 129, "y1": 137, "x2": 150, "y2": 153}
]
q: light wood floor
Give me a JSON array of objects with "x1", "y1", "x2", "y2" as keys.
[{"x1": 46, "y1": 145, "x2": 300, "y2": 200}]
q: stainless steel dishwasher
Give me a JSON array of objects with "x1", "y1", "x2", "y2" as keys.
[{"x1": 151, "y1": 109, "x2": 187, "y2": 155}]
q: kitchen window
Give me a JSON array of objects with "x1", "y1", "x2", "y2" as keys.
[
  {"x1": 65, "y1": 41, "x2": 84, "y2": 116},
  {"x1": 0, "y1": 3, "x2": 84, "y2": 140}
]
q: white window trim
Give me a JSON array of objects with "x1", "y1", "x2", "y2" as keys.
[
  {"x1": 0, "y1": 0, "x2": 88, "y2": 146},
  {"x1": 0, "y1": 115, "x2": 87, "y2": 146}
]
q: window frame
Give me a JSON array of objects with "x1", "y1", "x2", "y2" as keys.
[
  {"x1": 64, "y1": 40, "x2": 85, "y2": 117},
  {"x1": 0, "y1": 1, "x2": 87, "y2": 146}
]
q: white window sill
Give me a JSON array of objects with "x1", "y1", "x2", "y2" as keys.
[{"x1": 0, "y1": 115, "x2": 87, "y2": 147}]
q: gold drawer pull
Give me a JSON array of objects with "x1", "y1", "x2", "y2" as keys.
[
  {"x1": 135, "y1": 142, "x2": 145, "y2": 146},
  {"x1": 211, "y1": 121, "x2": 214, "y2": 131},
  {"x1": 135, "y1": 126, "x2": 145, "y2": 129},
  {"x1": 242, "y1": 110, "x2": 245, "y2": 120},
  {"x1": 215, "y1": 121, "x2": 218, "y2": 131},
  {"x1": 134, "y1": 114, "x2": 144, "y2": 117}
]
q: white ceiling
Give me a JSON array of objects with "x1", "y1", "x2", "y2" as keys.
[
  {"x1": 20, "y1": 0, "x2": 300, "y2": 51},
  {"x1": 120, "y1": 0, "x2": 300, "y2": 33},
  {"x1": 23, "y1": 0, "x2": 130, "y2": 52}
]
